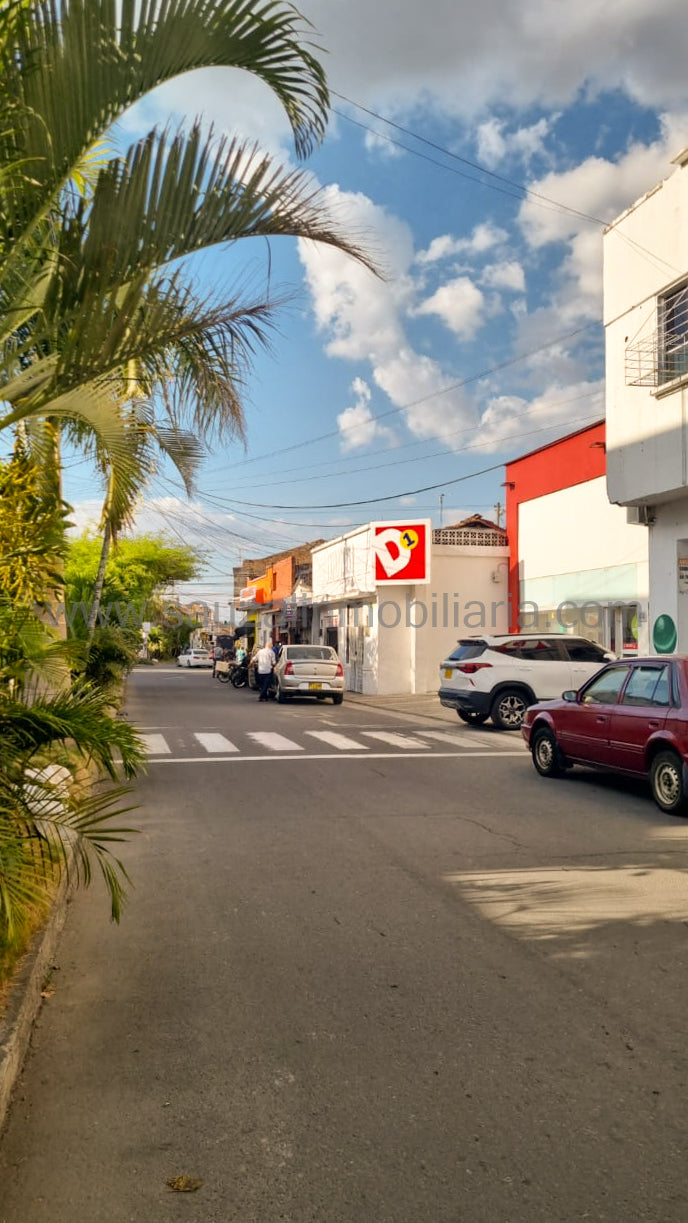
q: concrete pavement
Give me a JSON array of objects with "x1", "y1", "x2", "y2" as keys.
[{"x1": 2, "y1": 668, "x2": 688, "y2": 1221}]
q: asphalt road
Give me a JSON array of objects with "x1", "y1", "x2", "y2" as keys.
[{"x1": 2, "y1": 666, "x2": 688, "y2": 1222}]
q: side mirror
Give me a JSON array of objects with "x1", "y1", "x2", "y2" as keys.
[
  {"x1": 603, "y1": 651, "x2": 615, "y2": 661},
  {"x1": 562, "y1": 689, "x2": 578, "y2": 703}
]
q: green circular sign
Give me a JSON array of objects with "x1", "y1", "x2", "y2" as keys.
[{"x1": 652, "y1": 614, "x2": 677, "y2": 654}]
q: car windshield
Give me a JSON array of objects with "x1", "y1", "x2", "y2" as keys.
[
  {"x1": 447, "y1": 641, "x2": 486, "y2": 661},
  {"x1": 284, "y1": 646, "x2": 336, "y2": 661}
]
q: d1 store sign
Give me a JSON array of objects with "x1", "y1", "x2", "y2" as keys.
[{"x1": 373, "y1": 521, "x2": 431, "y2": 585}]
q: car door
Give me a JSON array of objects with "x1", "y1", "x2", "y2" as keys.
[
  {"x1": 607, "y1": 663, "x2": 672, "y2": 773},
  {"x1": 556, "y1": 665, "x2": 630, "y2": 764},
  {"x1": 563, "y1": 638, "x2": 612, "y2": 690},
  {"x1": 515, "y1": 638, "x2": 572, "y2": 700}
]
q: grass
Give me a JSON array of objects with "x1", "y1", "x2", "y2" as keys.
[{"x1": 0, "y1": 886, "x2": 56, "y2": 1017}]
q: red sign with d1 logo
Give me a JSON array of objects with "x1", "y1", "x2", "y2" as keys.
[{"x1": 372, "y1": 521, "x2": 431, "y2": 585}]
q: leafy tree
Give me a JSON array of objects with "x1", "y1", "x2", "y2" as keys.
[{"x1": 64, "y1": 534, "x2": 203, "y2": 640}]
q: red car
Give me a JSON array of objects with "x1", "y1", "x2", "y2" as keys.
[{"x1": 521, "y1": 656, "x2": 688, "y2": 816}]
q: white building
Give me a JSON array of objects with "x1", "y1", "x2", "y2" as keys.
[
  {"x1": 311, "y1": 518, "x2": 510, "y2": 695},
  {"x1": 604, "y1": 148, "x2": 688, "y2": 654},
  {"x1": 505, "y1": 422, "x2": 649, "y2": 654}
]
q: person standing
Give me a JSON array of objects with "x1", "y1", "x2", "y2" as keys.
[{"x1": 255, "y1": 642, "x2": 275, "y2": 701}]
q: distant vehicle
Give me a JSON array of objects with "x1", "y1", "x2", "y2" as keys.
[
  {"x1": 177, "y1": 648, "x2": 212, "y2": 669},
  {"x1": 274, "y1": 644, "x2": 344, "y2": 704},
  {"x1": 438, "y1": 633, "x2": 614, "y2": 730},
  {"x1": 522, "y1": 656, "x2": 688, "y2": 816}
]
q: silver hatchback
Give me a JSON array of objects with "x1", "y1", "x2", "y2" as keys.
[{"x1": 275, "y1": 645, "x2": 344, "y2": 704}]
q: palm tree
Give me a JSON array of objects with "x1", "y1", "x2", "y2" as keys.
[
  {"x1": 0, "y1": 0, "x2": 372, "y2": 454},
  {"x1": 0, "y1": 600, "x2": 146, "y2": 937},
  {"x1": 0, "y1": 450, "x2": 145, "y2": 938}
]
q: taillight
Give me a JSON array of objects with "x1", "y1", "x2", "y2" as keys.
[
  {"x1": 335, "y1": 662, "x2": 344, "y2": 677},
  {"x1": 456, "y1": 662, "x2": 492, "y2": 674},
  {"x1": 284, "y1": 661, "x2": 294, "y2": 675}
]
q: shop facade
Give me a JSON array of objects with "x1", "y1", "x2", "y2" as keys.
[
  {"x1": 311, "y1": 519, "x2": 510, "y2": 695},
  {"x1": 505, "y1": 422, "x2": 649, "y2": 654}
]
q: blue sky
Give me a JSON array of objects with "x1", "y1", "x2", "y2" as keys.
[{"x1": 61, "y1": 0, "x2": 688, "y2": 612}]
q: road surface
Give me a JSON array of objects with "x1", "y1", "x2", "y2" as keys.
[{"x1": 2, "y1": 666, "x2": 688, "y2": 1222}]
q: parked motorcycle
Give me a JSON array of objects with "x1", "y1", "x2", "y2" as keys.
[
  {"x1": 214, "y1": 659, "x2": 231, "y2": 683},
  {"x1": 230, "y1": 661, "x2": 249, "y2": 688}
]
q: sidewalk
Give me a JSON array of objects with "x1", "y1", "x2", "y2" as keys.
[{"x1": 344, "y1": 689, "x2": 459, "y2": 724}]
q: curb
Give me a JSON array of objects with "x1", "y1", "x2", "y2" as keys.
[{"x1": 0, "y1": 871, "x2": 72, "y2": 1135}]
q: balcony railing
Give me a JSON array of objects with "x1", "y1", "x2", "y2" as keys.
[{"x1": 625, "y1": 286, "x2": 688, "y2": 387}]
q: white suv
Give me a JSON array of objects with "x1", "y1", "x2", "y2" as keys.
[{"x1": 439, "y1": 634, "x2": 614, "y2": 730}]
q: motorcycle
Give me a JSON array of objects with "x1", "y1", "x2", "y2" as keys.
[
  {"x1": 230, "y1": 660, "x2": 249, "y2": 688},
  {"x1": 214, "y1": 659, "x2": 231, "y2": 683}
]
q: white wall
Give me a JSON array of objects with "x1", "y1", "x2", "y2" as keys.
[
  {"x1": 412, "y1": 548, "x2": 510, "y2": 694},
  {"x1": 311, "y1": 527, "x2": 374, "y2": 601},
  {"x1": 604, "y1": 158, "x2": 688, "y2": 506},
  {"x1": 374, "y1": 547, "x2": 510, "y2": 695},
  {"x1": 312, "y1": 532, "x2": 510, "y2": 695},
  {"x1": 648, "y1": 503, "x2": 688, "y2": 652},
  {"x1": 519, "y1": 478, "x2": 649, "y2": 602}
]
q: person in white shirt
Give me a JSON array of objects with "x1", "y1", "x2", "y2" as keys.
[{"x1": 255, "y1": 643, "x2": 276, "y2": 701}]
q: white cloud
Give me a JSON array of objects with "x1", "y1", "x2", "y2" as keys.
[
  {"x1": 512, "y1": 115, "x2": 688, "y2": 347},
  {"x1": 364, "y1": 128, "x2": 403, "y2": 159},
  {"x1": 298, "y1": 186, "x2": 479, "y2": 449},
  {"x1": 416, "y1": 276, "x2": 486, "y2": 339},
  {"x1": 301, "y1": 0, "x2": 688, "y2": 119},
  {"x1": 416, "y1": 223, "x2": 508, "y2": 265},
  {"x1": 481, "y1": 260, "x2": 526, "y2": 292},
  {"x1": 476, "y1": 116, "x2": 555, "y2": 168},
  {"x1": 337, "y1": 378, "x2": 397, "y2": 451},
  {"x1": 476, "y1": 380, "x2": 605, "y2": 453},
  {"x1": 476, "y1": 119, "x2": 507, "y2": 168}
]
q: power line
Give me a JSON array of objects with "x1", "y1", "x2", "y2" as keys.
[
  {"x1": 218, "y1": 388, "x2": 603, "y2": 492},
  {"x1": 204, "y1": 319, "x2": 600, "y2": 477},
  {"x1": 332, "y1": 91, "x2": 607, "y2": 227},
  {"x1": 207, "y1": 411, "x2": 603, "y2": 512},
  {"x1": 332, "y1": 92, "x2": 680, "y2": 276}
]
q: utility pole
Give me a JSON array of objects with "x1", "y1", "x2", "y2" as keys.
[
  {"x1": 494, "y1": 501, "x2": 503, "y2": 527},
  {"x1": 439, "y1": 493, "x2": 444, "y2": 527}
]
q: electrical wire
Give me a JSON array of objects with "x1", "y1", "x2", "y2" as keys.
[
  {"x1": 214, "y1": 388, "x2": 603, "y2": 492},
  {"x1": 332, "y1": 93, "x2": 680, "y2": 276},
  {"x1": 196, "y1": 410, "x2": 603, "y2": 512},
  {"x1": 201, "y1": 319, "x2": 600, "y2": 478}
]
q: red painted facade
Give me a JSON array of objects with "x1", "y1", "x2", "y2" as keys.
[{"x1": 505, "y1": 421, "x2": 606, "y2": 631}]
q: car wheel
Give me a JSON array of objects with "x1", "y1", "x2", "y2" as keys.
[
  {"x1": 490, "y1": 688, "x2": 529, "y2": 731},
  {"x1": 458, "y1": 710, "x2": 488, "y2": 725},
  {"x1": 531, "y1": 726, "x2": 566, "y2": 778},
  {"x1": 650, "y1": 751, "x2": 688, "y2": 816},
  {"x1": 332, "y1": 693, "x2": 344, "y2": 705},
  {"x1": 277, "y1": 686, "x2": 288, "y2": 704}
]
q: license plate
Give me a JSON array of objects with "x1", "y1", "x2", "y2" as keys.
[
  {"x1": 444, "y1": 668, "x2": 453, "y2": 679},
  {"x1": 308, "y1": 682, "x2": 322, "y2": 690}
]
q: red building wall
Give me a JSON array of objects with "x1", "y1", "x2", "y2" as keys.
[{"x1": 505, "y1": 421, "x2": 606, "y2": 631}]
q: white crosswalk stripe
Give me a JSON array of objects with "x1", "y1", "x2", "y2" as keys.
[
  {"x1": 305, "y1": 731, "x2": 369, "y2": 751},
  {"x1": 416, "y1": 730, "x2": 479, "y2": 748},
  {"x1": 141, "y1": 733, "x2": 170, "y2": 755},
  {"x1": 193, "y1": 733, "x2": 238, "y2": 753},
  {"x1": 141, "y1": 726, "x2": 518, "y2": 759},
  {"x1": 246, "y1": 732, "x2": 303, "y2": 752},
  {"x1": 361, "y1": 731, "x2": 431, "y2": 750}
]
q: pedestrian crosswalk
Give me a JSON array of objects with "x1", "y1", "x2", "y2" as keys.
[{"x1": 140, "y1": 725, "x2": 524, "y2": 762}]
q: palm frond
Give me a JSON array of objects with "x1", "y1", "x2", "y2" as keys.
[
  {"x1": 0, "y1": 0, "x2": 329, "y2": 248},
  {"x1": 0, "y1": 681, "x2": 146, "y2": 779}
]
